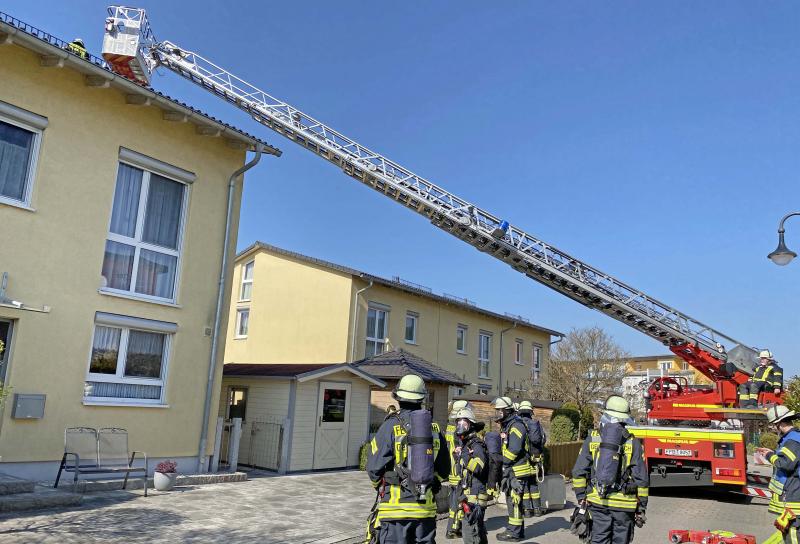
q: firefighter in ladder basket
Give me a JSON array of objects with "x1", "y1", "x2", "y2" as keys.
[
  {"x1": 365, "y1": 374, "x2": 450, "y2": 544},
  {"x1": 739, "y1": 350, "x2": 783, "y2": 408},
  {"x1": 571, "y1": 396, "x2": 649, "y2": 544}
]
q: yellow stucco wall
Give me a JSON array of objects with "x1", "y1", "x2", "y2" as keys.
[
  {"x1": 224, "y1": 250, "x2": 354, "y2": 364},
  {"x1": 0, "y1": 43, "x2": 250, "y2": 467},
  {"x1": 224, "y1": 247, "x2": 553, "y2": 396},
  {"x1": 626, "y1": 355, "x2": 711, "y2": 385}
]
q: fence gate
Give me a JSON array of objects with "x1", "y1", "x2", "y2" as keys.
[{"x1": 242, "y1": 418, "x2": 283, "y2": 472}]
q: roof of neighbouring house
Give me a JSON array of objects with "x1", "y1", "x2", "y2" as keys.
[
  {"x1": 236, "y1": 242, "x2": 564, "y2": 338},
  {"x1": 223, "y1": 362, "x2": 385, "y2": 387},
  {"x1": 0, "y1": 11, "x2": 281, "y2": 155},
  {"x1": 352, "y1": 349, "x2": 469, "y2": 386},
  {"x1": 628, "y1": 354, "x2": 678, "y2": 361}
]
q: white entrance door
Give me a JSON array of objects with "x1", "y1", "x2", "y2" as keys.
[{"x1": 313, "y1": 381, "x2": 351, "y2": 470}]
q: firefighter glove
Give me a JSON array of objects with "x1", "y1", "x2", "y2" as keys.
[{"x1": 634, "y1": 511, "x2": 647, "y2": 528}]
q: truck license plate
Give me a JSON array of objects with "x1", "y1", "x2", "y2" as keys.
[{"x1": 665, "y1": 448, "x2": 692, "y2": 457}]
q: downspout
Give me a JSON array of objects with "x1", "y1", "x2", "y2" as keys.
[
  {"x1": 498, "y1": 321, "x2": 518, "y2": 396},
  {"x1": 545, "y1": 333, "x2": 564, "y2": 394},
  {"x1": 197, "y1": 144, "x2": 263, "y2": 473},
  {"x1": 350, "y1": 278, "x2": 374, "y2": 362}
]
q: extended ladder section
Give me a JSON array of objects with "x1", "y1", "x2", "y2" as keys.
[{"x1": 103, "y1": 6, "x2": 758, "y2": 374}]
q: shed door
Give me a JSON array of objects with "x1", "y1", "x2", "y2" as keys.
[{"x1": 314, "y1": 381, "x2": 351, "y2": 469}]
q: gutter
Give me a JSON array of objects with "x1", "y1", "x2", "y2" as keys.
[
  {"x1": 197, "y1": 144, "x2": 263, "y2": 473},
  {"x1": 350, "y1": 278, "x2": 374, "y2": 362},
  {"x1": 498, "y1": 321, "x2": 518, "y2": 396}
]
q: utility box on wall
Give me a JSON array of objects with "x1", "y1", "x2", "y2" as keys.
[{"x1": 11, "y1": 394, "x2": 46, "y2": 419}]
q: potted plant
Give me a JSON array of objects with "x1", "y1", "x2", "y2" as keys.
[{"x1": 153, "y1": 460, "x2": 178, "y2": 491}]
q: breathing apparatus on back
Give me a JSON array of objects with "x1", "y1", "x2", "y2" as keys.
[{"x1": 391, "y1": 374, "x2": 436, "y2": 500}]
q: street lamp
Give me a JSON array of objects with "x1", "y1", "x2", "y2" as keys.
[{"x1": 768, "y1": 212, "x2": 800, "y2": 266}]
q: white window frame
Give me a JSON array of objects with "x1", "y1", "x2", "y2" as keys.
[
  {"x1": 365, "y1": 305, "x2": 389, "y2": 356},
  {"x1": 84, "y1": 316, "x2": 174, "y2": 406},
  {"x1": 239, "y1": 260, "x2": 254, "y2": 301},
  {"x1": 478, "y1": 331, "x2": 492, "y2": 379},
  {"x1": 404, "y1": 312, "x2": 418, "y2": 345},
  {"x1": 235, "y1": 308, "x2": 250, "y2": 338},
  {"x1": 514, "y1": 339, "x2": 524, "y2": 365},
  {"x1": 456, "y1": 325, "x2": 467, "y2": 354},
  {"x1": 0, "y1": 107, "x2": 46, "y2": 210},
  {"x1": 681, "y1": 361, "x2": 689, "y2": 371},
  {"x1": 101, "y1": 160, "x2": 190, "y2": 304},
  {"x1": 532, "y1": 343, "x2": 542, "y2": 385},
  {"x1": 659, "y1": 361, "x2": 672, "y2": 372}
]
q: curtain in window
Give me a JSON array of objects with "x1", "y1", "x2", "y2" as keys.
[
  {"x1": 89, "y1": 326, "x2": 121, "y2": 374},
  {"x1": 124, "y1": 330, "x2": 165, "y2": 378},
  {"x1": 142, "y1": 173, "x2": 184, "y2": 249},
  {"x1": 135, "y1": 249, "x2": 177, "y2": 298},
  {"x1": 109, "y1": 164, "x2": 143, "y2": 237},
  {"x1": 85, "y1": 381, "x2": 161, "y2": 400},
  {"x1": 102, "y1": 241, "x2": 135, "y2": 290},
  {"x1": 0, "y1": 121, "x2": 33, "y2": 201}
]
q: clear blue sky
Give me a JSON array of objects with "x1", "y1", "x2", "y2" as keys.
[{"x1": 12, "y1": 2, "x2": 799, "y2": 373}]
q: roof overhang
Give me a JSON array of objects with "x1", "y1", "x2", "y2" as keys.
[
  {"x1": 296, "y1": 363, "x2": 386, "y2": 388},
  {"x1": 0, "y1": 17, "x2": 281, "y2": 155}
]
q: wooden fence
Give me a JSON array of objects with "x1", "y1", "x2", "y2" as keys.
[{"x1": 546, "y1": 440, "x2": 583, "y2": 477}]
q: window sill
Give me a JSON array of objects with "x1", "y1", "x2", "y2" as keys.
[
  {"x1": 457, "y1": 351, "x2": 467, "y2": 356},
  {"x1": 83, "y1": 400, "x2": 169, "y2": 408},
  {"x1": 478, "y1": 376, "x2": 492, "y2": 381},
  {"x1": 98, "y1": 289, "x2": 182, "y2": 308},
  {"x1": 237, "y1": 299, "x2": 251, "y2": 304},
  {"x1": 0, "y1": 197, "x2": 35, "y2": 212},
  {"x1": 514, "y1": 362, "x2": 524, "y2": 366},
  {"x1": 234, "y1": 335, "x2": 248, "y2": 340},
  {"x1": 404, "y1": 341, "x2": 417, "y2": 346}
]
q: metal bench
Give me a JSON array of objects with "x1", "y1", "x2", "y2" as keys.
[{"x1": 54, "y1": 427, "x2": 148, "y2": 495}]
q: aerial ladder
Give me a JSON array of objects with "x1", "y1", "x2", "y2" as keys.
[{"x1": 98, "y1": 6, "x2": 780, "y2": 494}]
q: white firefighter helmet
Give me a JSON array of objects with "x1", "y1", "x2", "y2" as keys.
[
  {"x1": 759, "y1": 350, "x2": 774, "y2": 360},
  {"x1": 766, "y1": 405, "x2": 797, "y2": 425},
  {"x1": 448, "y1": 399, "x2": 471, "y2": 419},
  {"x1": 453, "y1": 407, "x2": 477, "y2": 423},
  {"x1": 393, "y1": 374, "x2": 427, "y2": 402}
]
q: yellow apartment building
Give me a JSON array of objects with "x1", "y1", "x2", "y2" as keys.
[
  {"x1": 224, "y1": 243, "x2": 563, "y2": 398},
  {"x1": 625, "y1": 354, "x2": 711, "y2": 385},
  {"x1": 0, "y1": 19, "x2": 279, "y2": 480}
]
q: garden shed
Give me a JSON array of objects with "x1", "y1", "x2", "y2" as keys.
[{"x1": 220, "y1": 363, "x2": 384, "y2": 473}]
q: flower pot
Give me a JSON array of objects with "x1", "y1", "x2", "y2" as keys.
[{"x1": 153, "y1": 471, "x2": 178, "y2": 491}]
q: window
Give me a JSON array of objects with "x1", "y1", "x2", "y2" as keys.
[
  {"x1": 101, "y1": 162, "x2": 187, "y2": 302},
  {"x1": 532, "y1": 343, "x2": 542, "y2": 385},
  {"x1": 515, "y1": 339, "x2": 524, "y2": 365},
  {"x1": 636, "y1": 364, "x2": 642, "y2": 371},
  {"x1": 681, "y1": 361, "x2": 689, "y2": 371},
  {"x1": 227, "y1": 386, "x2": 247, "y2": 421},
  {"x1": 0, "y1": 102, "x2": 46, "y2": 209},
  {"x1": 235, "y1": 309, "x2": 250, "y2": 338},
  {"x1": 405, "y1": 312, "x2": 418, "y2": 344},
  {"x1": 84, "y1": 313, "x2": 175, "y2": 405},
  {"x1": 322, "y1": 388, "x2": 347, "y2": 422},
  {"x1": 365, "y1": 306, "x2": 388, "y2": 357},
  {"x1": 455, "y1": 387, "x2": 464, "y2": 396},
  {"x1": 240, "y1": 260, "x2": 254, "y2": 301},
  {"x1": 477, "y1": 385, "x2": 491, "y2": 396},
  {"x1": 659, "y1": 361, "x2": 671, "y2": 372},
  {"x1": 478, "y1": 332, "x2": 492, "y2": 378},
  {"x1": 456, "y1": 325, "x2": 467, "y2": 354}
]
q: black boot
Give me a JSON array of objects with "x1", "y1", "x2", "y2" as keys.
[
  {"x1": 533, "y1": 506, "x2": 544, "y2": 517},
  {"x1": 497, "y1": 531, "x2": 523, "y2": 542}
]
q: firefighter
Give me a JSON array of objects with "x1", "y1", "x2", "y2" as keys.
[
  {"x1": 572, "y1": 396, "x2": 649, "y2": 544},
  {"x1": 492, "y1": 396, "x2": 533, "y2": 542},
  {"x1": 366, "y1": 374, "x2": 451, "y2": 544},
  {"x1": 446, "y1": 399, "x2": 472, "y2": 540},
  {"x1": 65, "y1": 38, "x2": 89, "y2": 60},
  {"x1": 517, "y1": 400, "x2": 545, "y2": 518},
  {"x1": 757, "y1": 406, "x2": 800, "y2": 544},
  {"x1": 738, "y1": 350, "x2": 783, "y2": 408},
  {"x1": 453, "y1": 407, "x2": 489, "y2": 544}
]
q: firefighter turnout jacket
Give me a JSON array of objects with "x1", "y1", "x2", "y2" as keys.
[
  {"x1": 572, "y1": 429, "x2": 650, "y2": 512},
  {"x1": 502, "y1": 415, "x2": 535, "y2": 478},
  {"x1": 445, "y1": 423, "x2": 463, "y2": 486},
  {"x1": 457, "y1": 435, "x2": 489, "y2": 507},
  {"x1": 754, "y1": 362, "x2": 784, "y2": 391},
  {"x1": 367, "y1": 409, "x2": 451, "y2": 522},
  {"x1": 768, "y1": 430, "x2": 800, "y2": 514},
  {"x1": 767, "y1": 432, "x2": 800, "y2": 512}
]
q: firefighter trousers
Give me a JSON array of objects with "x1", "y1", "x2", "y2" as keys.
[
  {"x1": 505, "y1": 486, "x2": 525, "y2": 539},
  {"x1": 523, "y1": 477, "x2": 541, "y2": 514},
  {"x1": 763, "y1": 529, "x2": 800, "y2": 544},
  {"x1": 462, "y1": 505, "x2": 488, "y2": 544},
  {"x1": 376, "y1": 518, "x2": 436, "y2": 544},
  {"x1": 447, "y1": 485, "x2": 463, "y2": 534},
  {"x1": 588, "y1": 505, "x2": 635, "y2": 544},
  {"x1": 738, "y1": 380, "x2": 769, "y2": 407}
]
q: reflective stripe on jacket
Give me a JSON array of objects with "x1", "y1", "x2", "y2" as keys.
[
  {"x1": 768, "y1": 430, "x2": 800, "y2": 514},
  {"x1": 754, "y1": 363, "x2": 783, "y2": 389},
  {"x1": 366, "y1": 410, "x2": 451, "y2": 521},
  {"x1": 445, "y1": 423, "x2": 462, "y2": 484},
  {"x1": 571, "y1": 428, "x2": 649, "y2": 512}
]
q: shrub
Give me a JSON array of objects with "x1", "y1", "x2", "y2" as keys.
[
  {"x1": 760, "y1": 432, "x2": 779, "y2": 451},
  {"x1": 155, "y1": 460, "x2": 177, "y2": 474},
  {"x1": 562, "y1": 402, "x2": 595, "y2": 438},
  {"x1": 549, "y1": 414, "x2": 578, "y2": 444},
  {"x1": 359, "y1": 441, "x2": 370, "y2": 471}
]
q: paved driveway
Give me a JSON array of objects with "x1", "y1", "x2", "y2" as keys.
[{"x1": 0, "y1": 471, "x2": 779, "y2": 543}]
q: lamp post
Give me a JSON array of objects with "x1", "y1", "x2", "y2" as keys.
[{"x1": 767, "y1": 212, "x2": 800, "y2": 266}]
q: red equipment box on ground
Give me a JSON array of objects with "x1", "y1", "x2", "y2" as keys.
[{"x1": 669, "y1": 529, "x2": 756, "y2": 544}]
